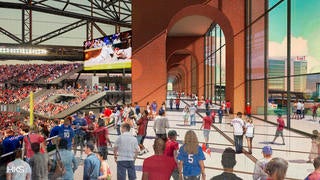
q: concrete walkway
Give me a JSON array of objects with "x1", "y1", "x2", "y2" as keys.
[{"x1": 73, "y1": 100, "x2": 314, "y2": 180}]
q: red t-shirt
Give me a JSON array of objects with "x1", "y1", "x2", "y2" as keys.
[
  {"x1": 306, "y1": 171, "x2": 320, "y2": 180},
  {"x1": 164, "y1": 139, "x2": 179, "y2": 158},
  {"x1": 245, "y1": 105, "x2": 251, "y2": 115},
  {"x1": 23, "y1": 133, "x2": 45, "y2": 158},
  {"x1": 143, "y1": 155, "x2": 176, "y2": 180},
  {"x1": 94, "y1": 127, "x2": 109, "y2": 147},
  {"x1": 104, "y1": 108, "x2": 112, "y2": 117},
  {"x1": 137, "y1": 116, "x2": 148, "y2": 136},
  {"x1": 203, "y1": 116, "x2": 213, "y2": 130},
  {"x1": 211, "y1": 111, "x2": 215, "y2": 120},
  {"x1": 226, "y1": 101, "x2": 231, "y2": 108},
  {"x1": 277, "y1": 118, "x2": 285, "y2": 131}
]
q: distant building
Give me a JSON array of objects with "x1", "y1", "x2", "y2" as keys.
[{"x1": 268, "y1": 56, "x2": 307, "y2": 92}]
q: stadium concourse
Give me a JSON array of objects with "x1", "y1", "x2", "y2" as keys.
[{"x1": 72, "y1": 100, "x2": 314, "y2": 180}]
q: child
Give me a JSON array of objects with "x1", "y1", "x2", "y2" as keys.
[
  {"x1": 307, "y1": 130, "x2": 319, "y2": 163},
  {"x1": 182, "y1": 106, "x2": 190, "y2": 126},
  {"x1": 245, "y1": 117, "x2": 254, "y2": 154},
  {"x1": 271, "y1": 114, "x2": 285, "y2": 145},
  {"x1": 217, "y1": 107, "x2": 223, "y2": 123}
]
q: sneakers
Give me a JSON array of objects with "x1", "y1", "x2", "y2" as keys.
[{"x1": 138, "y1": 149, "x2": 148, "y2": 156}]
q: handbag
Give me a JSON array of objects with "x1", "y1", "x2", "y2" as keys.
[{"x1": 53, "y1": 148, "x2": 66, "y2": 178}]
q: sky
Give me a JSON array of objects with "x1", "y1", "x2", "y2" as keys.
[{"x1": 269, "y1": 0, "x2": 320, "y2": 73}]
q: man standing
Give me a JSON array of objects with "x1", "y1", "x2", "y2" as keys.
[
  {"x1": 72, "y1": 114, "x2": 87, "y2": 160},
  {"x1": 142, "y1": 138, "x2": 176, "y2": 180},
  {"x1": 189, "y1": 103, "x2": 197, "y2": 126},
  {"x1": 296, "y1": 100, "x2": 302, "y2": 120},
  {"x1": 114, "y1": 123, "x2": 140, "y2": 180},
  {"x1": 253, "y1": 146, "x2": 273, "y2": 180},
  {"x1": 200, "y1": 111, "x2": 213, "y2": 148},
  {"x1": 29, "y1": 143, "x2": 50, "y2": 180},
  {"x1": 271, "y1": 114, "x2": 285, "y2": 145},
  {"x1": 83, "y1": 141, "x2": 100, "y2": 180},
  {"x1": 169, "y1": 98, "x2": 173, "y2": 110},
  {"x1": 58, "y1": 116, "x2": 74, "y2": 150},
  {"x1": 164, "y1": 130, "x2": 180, "y2": 180},
  {"x1": 134, "y1": 102, "x2": 141, "y2": 115},
  {"x1": 245, "y1": 102, "x2": 251, "y2": 118},
  {"x1": 94, "y1": 118, "x2": 112, "y2": 152},
  {"x1": 175, "y1": 97, "x2": 180, "y2": 110},
  {"x1": 230, "y1": 112, "x2": 245, "y2": 153},
  {"x1": 226, "y1": 100, "x2": 231, "y2": 116},
  {"x1": 6, "y1": 149, "x2": 31, "y2": 180},
  {"x1": 218, "y1": 107, "x2": 224, "y2": 123},
  {"x1": 151, "y1": 100, "x2": 157, "y2": 118},
  {"x1": 153, "y1": 109, "x2": 170, "y2": 140}
]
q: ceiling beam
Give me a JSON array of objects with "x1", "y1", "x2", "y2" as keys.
[{"x1": 0, "y1": 2, "x2": 131, "y2": 28}]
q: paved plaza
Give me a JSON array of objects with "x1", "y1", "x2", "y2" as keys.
[{"x1": 73, "y1": 100, "x2": 315, "y2": 180}]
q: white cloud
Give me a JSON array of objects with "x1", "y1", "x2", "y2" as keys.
[
  {"x1": 269, "y1": 36, "x2": 308, "y2": 57},
  {"x1": 269, "y1": 36, "x2": 320, "y2": 73},
  {"x1": 308, "y1": 56, "x2": 320, "y2": 73}
]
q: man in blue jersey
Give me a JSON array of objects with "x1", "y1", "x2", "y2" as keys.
[
  {"x1": 58, "y1": 116, "x2": 74, "y2": 150},
  {"x1": 72, "y1": 114, "x2": 87, "y2": 160}
]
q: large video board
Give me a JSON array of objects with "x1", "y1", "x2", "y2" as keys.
[{"x1": 84, "y1": 30, "x2": 132, "y2": 70}]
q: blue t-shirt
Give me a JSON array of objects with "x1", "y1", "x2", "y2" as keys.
[
  {"x1": 177, "y1": 145, "x2": 206, "y2": 176},
  {"x1": 49, "y1": 125, "x2": 61, "y2": 138},
  {"x1": 2, "y1": 135, "x2": 24, "y2": 154},
  {"x1": 72, "y1": 118, "x2": 87, "y2": 135},
  {"x1": 58, "y1": 125, "x2": 75, "y2": 149},
  {"x1": 135, "y1": 105, "x2": 141, "y2": 115},
  {"x1": 218, "y1": 109, "x2": 223, "y2": 116}
]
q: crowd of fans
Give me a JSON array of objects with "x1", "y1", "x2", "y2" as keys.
[
  {"x1": 0, "y1": 63, "x2": 81, "y2": 84},
  {"x1": 0, "y1": 86, "x2": 42, "y2": 104},
  {"x1": 1, "y1": 98, "x2": 319, "y2": 180},
  {"x1": 22, "y1": 88, "x2": 99, "y2": 117}
]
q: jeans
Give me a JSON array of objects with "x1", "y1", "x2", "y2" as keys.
[
  {"x1": 117, "y1": 161, "x2": 136, "y2": 180},
  {"x1": 234, "y1": 135, "x2": 243, "y2": 153},
  {"x1": 116, "y1": 125, "x2": 121, "y2": 135},
  {"x1": 190, "y1": 114, "x2": 196, "y2": 126}
]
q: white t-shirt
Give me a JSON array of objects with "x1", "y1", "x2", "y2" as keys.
[
  {"x1": 6, "y1": 159, "x2": 31, "y2": 180},
  {"x1": 245, "y1": 123, "x2": 254, "y2": 138},
  {"x1": 231, "y1": 117, "x2": 245, "y2": 136},
  {"x1": 296, "y1": 102, "x2": 302, "y2": 110}
]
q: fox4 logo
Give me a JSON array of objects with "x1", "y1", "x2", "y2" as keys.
[{"x1": 7, "y1": 165, "x2": 25, "y2": 174}]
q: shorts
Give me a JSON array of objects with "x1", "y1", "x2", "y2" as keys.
[
  {"x1": 275, "y1": 130, "x2": 283, "y2": 137},
  {"x1": 136, "y1": 135, "x2": 143, "y2": 144},
  {"x1": 203, "y1": 129, "x2": 210, "y2": 139},
  {"x1": 296, "y1": 110, "x2": 301, "y2": 114},
  {"x1": 74, "y1": 134, "x2": 85, "y2": 147},
  {"x1": 184, "y1": 175, "x2": 200, "y2": 180}
]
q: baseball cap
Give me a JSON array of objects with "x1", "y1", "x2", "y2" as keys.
[
  {"x1": 262, "y1": 146, "x2": 272, "y2": 155},
  {"x1": 168, "y1": 130, "x2": 178, "y2": 137}
]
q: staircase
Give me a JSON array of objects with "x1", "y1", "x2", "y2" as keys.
[{"x1": 53, "y1": 91, "x2": 106, "y2": 119}]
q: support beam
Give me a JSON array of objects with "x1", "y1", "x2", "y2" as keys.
[
  {"x1": 22, "y1": 0, "x2": 32, "y2": 44},
  {"x1": 0, "y1": 2, "x2": 131, "y2": 28},
  {"x1": 0, "y1": 27, "x2": 22, "y2": 43},
  {"x1": 31, "y1": 20, "x2": 86, "y2": 45}
]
